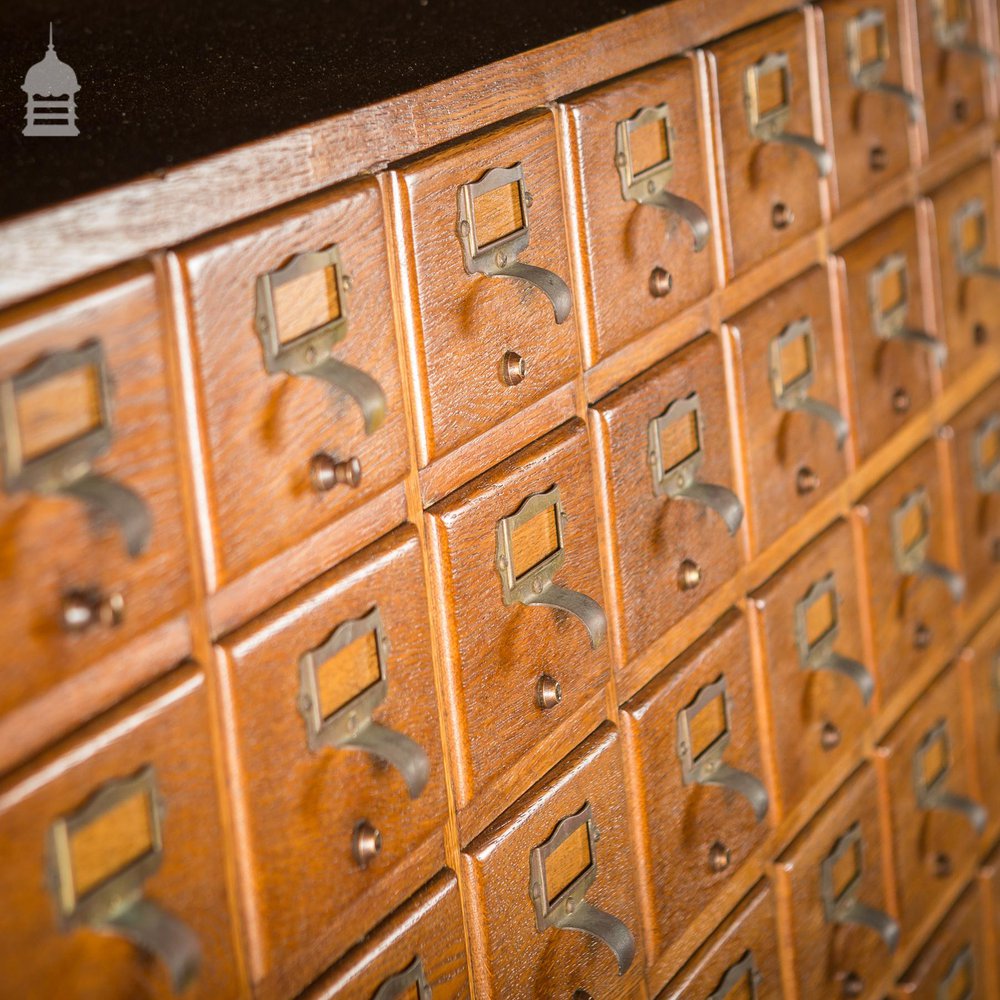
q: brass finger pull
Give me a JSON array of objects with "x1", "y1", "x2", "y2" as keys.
[
  {"x1": 931, "y1": 0, "x2": 999, "y2": 71},
  {"x1": 0, "y1": 341, "x2": 152, "y2": 558},
  {"x1": 744, "y1": 51, "x2": 832, "y2": 176},
  {"x1": 795, "y1": 572, "x2": 874, "y2": 705},
  {"x1": 255, "y1": 245, "x2": 387, "y2": 434},
  {"x1": 709, "y1": 950, "x2": 762, "y2": 1000},
  {"x1": 846, "y1": 8, "x2": 923, "y2": 121},
  {"x1": 953, "y1": 198, "x2": 1000, "y2": 281},
  {"x1": 297, "y1": 607, "x2": 430, "y2": 799},
  {"x1": 614, "y1": 104, "x2": 710, "y2": 252},
  {"x1": 47, "y1": 767, "x2": 201, "y2": 994},
  {"x1": 820, "y1": 822, "x2": 900, "y2": 953},
  {"x1": 938, "y1": 944, "x2": 975, "y2": 1000},
  {"x1": 495, "y1": 485, "x2": 607, "y2": 649},
  {"x1": 868, "y1": 253, "x2": 947, "y2": 367},
  {"x1": 372, "y1": 957, "x2": 431, "y2": 1000},
  {"x1": 647, "y1": 392, "x2": 744, "y2": 535},
  {"x1": 769, "y1": 317, "x2": 848, "y2": 449},
  {"x1": 528, "y1": 802, "x2": 636, "y2": 975},
  {"x1": 456, "y1": 163, "x2": 572, "y2": 324},
  {"x1": 677, "y1": 675, "x2": 769, "y2": 821},
  {"x1": 913, "y1": 721, "x2": 987, "y2": 834},
  {"x1": 891, "y1": 487, "x2": 966, "y2": 602}
]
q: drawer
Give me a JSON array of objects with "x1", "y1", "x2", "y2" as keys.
[
  {"x1": 855, "y1": 441, "x2": 963, "y2": 704},
  {"x1": 774, "y1": 765, "x2": 898, "y2": 1000},
  {"x1": 819, "y1": 0, "x2": 920, "y2": 211},
  {"x1": 708, "y1": 12, "x2": 832, "y2": 277},
  {"x1": 216, "y1": 525, "x2": 448, "y2": 997},
  {"x1": 557, "y1": 56, "x2": 714, "y2": 367},
  {"x1": 461, "y1": 724, "x2": 644, "y2": 998},
  {"x1": 914, "y1": 0, "x2": 990, "y2": 154},
  {"x1": 621, "y1": 611, "x2": 771, "y2": 964},
  {"x1": 589, "y1": 333, "x2": 743, "y2": 669},
  {"x1": 750, "y1": 519, "x2": 874, "y2": 816},
  {"x1": 836, "y1": 208, "x2": 940, "y2": 462},
  {"x1": 928, "y1": 160, "x2": 1000, "y2": 379},
  {"x1": 0, "y1": 667, "x2": 239, "y2": 999},
  {"x1": 425, "y1": 419, "x2": 610, "y2": 816},
  {"x1": 949, "y1": 379, "x2": 1000, "y2": 602},
  {"x1": 659, "y1": 882, "x2": 782, "y2": 1000},
  {"x1": 726, "y1": 265, "x2": 850, "y2": 552},
  {"x1": 876, "y1": 663, "x2": 986, "y2": 951},
  {"x1": 301, "y1": 870, "x2": 470, "y2": 999},
  {"x1": 0, "y1": 267, "x2": 189, "y2": 717},
  {"x1": 175, "y1": 177, "x2": 408, "y2": 587},
  {"x1": 389, "y1": 110, "x2": 579, "y2": 467},
  {"x1": 895, "y1": 884, "x2": 988, "y2": 998}
]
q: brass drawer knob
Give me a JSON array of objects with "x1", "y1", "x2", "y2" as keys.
[
  {"x1": 820, "y1": 721, "x2": 841, "y2": 751},
  {"x1": 353, "y1": 820, "x2": 382, "y2": 868},
  {"x1": 841, "y1": 971, "x2": 864, "y2": 998},
  {"x1": 649, "y1": 267, "x2": 673, "y2": 298},
  {"x1": 501, "y1": 351, "x2": 527, "y2": 386},
  {"x1": 60, "y1": 589, "x2": 124, "y2": 632},
  {"x1": 796, "y1": 467, "x2": 820, "y2": 495},
  {"x1": 892, "y1": 387, "x2": 911, "y2": 414},
  {"x1": 708, "y1": 841, "x2": 731, "y2": 872},
  {"x1": 536, "y1": 674, "x2": 563, "y2": 710},
  {"x1": 678, "y1": 559, "x2": 702, "y2": 591},
  {"x1": 310, "y1": 453, "x2": 361, "y2": 492}
]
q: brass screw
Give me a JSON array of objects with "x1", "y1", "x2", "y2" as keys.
[
  {"x1": 352, "y1": 820, "x2": 382, "y2": 868},
  {"x1": 708, "y1": 841, "x2": 731, "y2": 872},
  {"x1": 892, "y1": 387, "x2": 911, "y2": 414},
  {"x1": 914, "y1": 622, "x2": 933, "y2": 650},
  {"x1": 796, "y1": 466, "x2": 821, "y2": 495},
  {"x1": 501, "y1": 350, "x2": 527, "y2": 386},
  {"x1": 820, "y1": 721, "x2": 842, "y2": 751},
  {"x1": 678, "y1": 559, "x2": 703, "y2": 591},
  {"x1": 649, "y1": 267, "x2": 673, "y2": 298},
  {"x1": 869, "y1": 145, "x2": 888, "y2": 172},
  {"x1": 310, "y1": 454, "x2": 361, "y2": 492},
  {"x1": 536, "y1": 674, "x2": 563, "y2": 710},
  {"x1": 772, "y1": 202, "x2": 794, "y2": 230},
  {"x1": 841, "y1": 971, "x2": 864, "y2": 998}
]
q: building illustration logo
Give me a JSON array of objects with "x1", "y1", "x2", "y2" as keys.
[{"x1": 22, "y1": 24, "x2": 79, "y2": 136}]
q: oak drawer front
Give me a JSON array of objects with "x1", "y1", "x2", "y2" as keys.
[
  {"x1": 461, "y1": 724, "x2": 643, "y2": 998},
  {"x1": 217, "y1": 524, "x2": 447, "y2": 996},
  {"x1": 914, "y1": 0, "x2": 989, "y2": 154},
  {"x1": 929, "y1": 160, "x2": 1000, "y2": 379},
  {"x1": 837, "y1": 209, "x2": 939, "y2": 462},
  {"x1": 775, "y1": 765, "x2": 897, "y2": 1000},
  {"x1": 895, "y1": 884, "x2": 988, "y2": 999},
  {"x1": 0, "y1": 269, "x2": 189, "y2": 717},
  {"x1": 621, "y1": 611, "x2": 771, "y2": 963},
  {"x1": 819, "y1": 0, "x2": 918, "y2": 211},
  {"x1": 949, "y1": 379, "x2": 1000, "y2": 602},
  {"x1": 856, "y1": 441, "x2": 963, "y2": 704},
  {"x1": 708, "y1": 12, "x2": 831, "y2": 277},
  {"x1": 390, "y1": 111, "x2": 578, "y2": 467},
  {"x1": 877, "y1": 664, "x2": 986, "y2": 951},
  {"x1": 176, "y1": 177, "x2": 408, "y2": 587},
  {"x1": 590, "y1": 333, "x2": 743, "y2": 668},
  {"x1": 0, "y1": 668, "x2": 238, "y2": 1000},
  {"x1": 558, "y1": 56, "x2": 714, "y2": 367},
  {"x1": 750, "y1": 519, "x2": 874, "y2": 816},
  {"x1": 301, "y1": 870, "x2": 470, "y2": 1000},
  {"x1": 727, "y1": 266, "x2": 849, "y2": 552},
  {"x1": 425, "y1": 419, "x2": 610, "y2": 810}
]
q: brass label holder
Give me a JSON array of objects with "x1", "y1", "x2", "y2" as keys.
[
  {"x1": 255, "y1": 244, "x2": 387, "y2": 434},
  {"x1": 47, "y1": 766, "x2": 201, "y2": 993},
  {"x1": 456, "y1": 163, "x2": 572, "y2": 324},
  {"x1": 676, "y1": 675, "x2": 769, "y2": 821},
  {"x1": 845, "y1": 8, "x2": 922, "y2": 120},
  {"x1": 867, "y1": 253, "x2": 947, "y2": 366},
  {"x1": 912, "y1": 720, "x2": 986, "y2": 833},
  {"x1": 890, "y1": 487, "x2": 965, "y2": 601},
  {"x1": 647, "y1": 392, "x2": 743, "y2": 535},
  {"x1": 972, "y1": 412, "x2": 1000, "y2": 493},
  {"x1": 528, "y1": 802, "x2": 636, "y2": 975},
  {"x1": 952, "y1": 197, "x2": 1000, "y2": 280},
  {"x1": 708, "y1": 950, "x2": 762, "y2": 1000},
  {"x1": 614, "y1": 103, "x2": 710, "y2": 251},
  {"x1": 372, "y1": 956, "x2": 431, "y2": 1000},
  {"x1": 0, "y1": 341, "x2": 151, "y2": 558},
  {"x1": 297, "y1": 607, "x2": 430, "y2": 799},
  {"x1": 930, "y1": 0, "x2": 999, "y2": 70}
]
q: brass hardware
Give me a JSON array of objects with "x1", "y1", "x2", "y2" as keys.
[
  {"x1": 869, "y1": 145, "x2": 889, "y2": 172},
  {"x1": 573, "y1": 992, "x2": 594, "y2": 1000},
  {"x1": 708, "y1": 841, "x2": 731, "y2": 873},
  {"x1": 744, "y1": 52, "x2": 832, "y2": 176},
  {"x1": 931, "y1": 0, "x2": 999, "y2": 71},
  {"x1": 932, "y1": 851, "x2": 953, "y2": 878},
  {"x1": 939, "y1": 944, "x2": 975, "y2": 1000},
  {"x1": 914, "y1": 622, "x2": 933, "y2": 649},
  {"x1": 501, "y1": 350, "x2": 527, "y2": 386},
  {"x1": 614, "y1": 103, "x2": 711, "y2": 252},
  {"x1": 647, "y1": 392, "x2": 744, "y2": 535},
  {"x1": 678, "y1": 558, "x2": 702, "y2": 591},
  {"x1": 845, "y1": 8, "x2": 923, "y2": 121},
  {"x1": 769, "y1": 317, "x2": 848, "y2": 449},
  {"x1": 255, "y1": 245, "x2": 387, "y2": 433},
  {"x1": 352, "y1": 820, "x2": 382, "y2": 868},
  {"x1": 892, "y1": 387, "x2": 911, "y2": 413},
  {"x1": 60, "y1": 588, "x2": 125, "y2": 633},
  {"x1": 974, "y1": 323, "x2": 989, "y2": 345},
  {"x1": 649, "y1": 267, "x2": 673, "y2": 297},
  {"x1": 953, "y1": 198, "x2": 1000, "y2": 281},
  {"x1": 867, "y1": 253, "x2": 947, "y2": 366},
  {"x1": 820, "y1": 822, "x2": 899, "y2": 951},
  {"x1": 677, "y1": 675, "x2": 769, "y2": 821},
  {"x1": 456, "y1": 163, "x2": 572, "y2": 324},
  {"x1": 796, "y1": 467, "x2": 820, "y2": 494},
  {"x1": 709, "y1": 951, "x2": 762, "y2": 1000},
  {"x1": 528, "y1": 802, "x2": 636, "y2": 975},
  {"x1": 0, "y1": 342, "x2": 152, "y2": 558},
  {"x1": 309, "y1": 453, "x2": 361, "y2": 491},
  {"x1": 47, "y1": 767, "x2": 201, "y2": 993},
  {"x1": 912, "y1": 720, "x2": 986, "y2": 834},
  {"x1": 953, "y1": 97, "x2": 970, "y2": 122},
  {"x1": 972, "y1": 413, "x2": 1000, "y2": 492},
  {"x1": 536, "y1": 674, "x2": 563, "y2": 710},
  {"x1": 890, "y1": 487, "x2": 965, "y2": 601},
  {"x1": 795, "y1": 572, "x2": 874, "y2": 705},
  {"x1": 297, "y1": 607, "x2": 430, "y2": 799},
  {"x1": 771, "y1": 202, "x2": 795, "y2": 229},
  {"x1": 372, "y1": 957, "x2": 431, "y2": 1000},
  {"x1": 495, "y1": 485, "x2": 607, "y2": 649},
  {"x1": 841, "y1": 972, "x2": 864, "y2": 998},
  {"x1": 820, "y1": 721, "x2": 842, "y2": 751}
]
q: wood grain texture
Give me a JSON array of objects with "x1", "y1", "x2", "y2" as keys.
[
  {"x1": 0, "y1": 667, "x2": 240, "y2": 999},
  {"x1": 215, "y1": 525, "x2": 448, "y2": 998}
]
